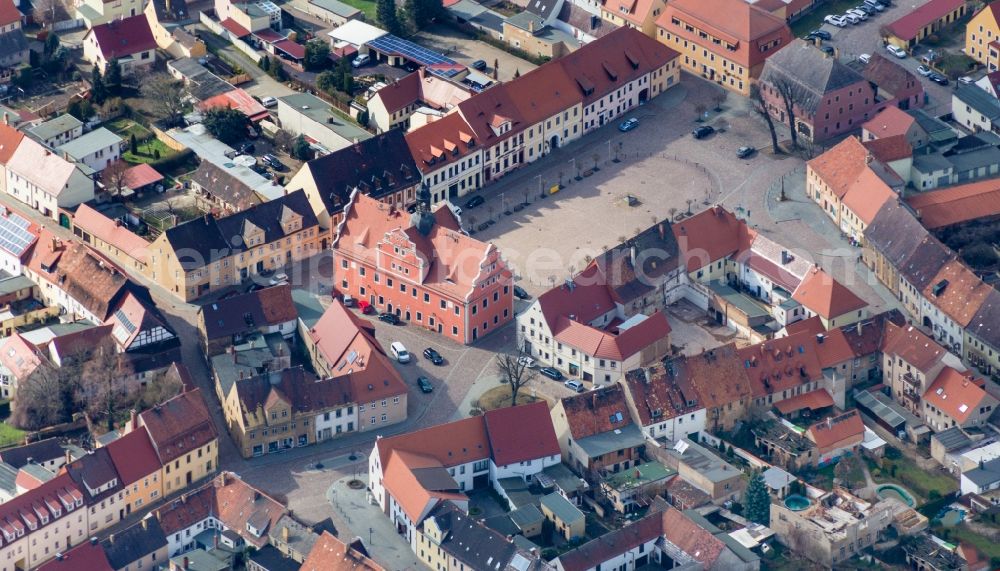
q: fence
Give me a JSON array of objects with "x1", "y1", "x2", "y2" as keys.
[
  {"x1": 199, "y1": 11, "x2": 262, "y2": 63},
  {"x1": 52, "y1": 18, "x2": 84, "y2": 31}
]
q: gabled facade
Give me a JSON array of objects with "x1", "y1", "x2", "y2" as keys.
[
  {"x1": 3, "y1": 129, "x2": 94, "y2": 220},
  {"x1": 967, "y1": 4, "x2": 1000, "y2": 70},
  {"x1": 82, "y1": 15, "x2": 157, "y2": 75},
  {"x1": 550, "y1": 384, "x2": 646, "y2": 475}
]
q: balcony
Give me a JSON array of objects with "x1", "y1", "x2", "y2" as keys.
[
  {"x1": 902, "y1": 372, "x2": 921, "y2": 389},
  {"x1": 901, "y1": 387, "x2": 921, "y2": 405}
]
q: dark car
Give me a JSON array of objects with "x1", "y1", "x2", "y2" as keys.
[
  {"x1": 464, "y1": 195, "x2": 485, "y2": 209},
  {"x1": 929, "y1": 73, "x2": 950, "y2": 85},
  {"x1": 417, "y1": 376, "x2": 433, "y2": 393},
  {"x1": 471, "y1": 59, "x2": 488, "y2": 71},
  {"x1": 513, "y1": 285, "x2": 531, "y2": 300},
  {"x1": 237, "y1": 142, "x2": 255, "y2": 155},
  {"x1": 819, "y1": 45, "x2": 835, "y2": 56},
  {"x1": 539, "y1": 367, "x2": 564, "y2": 381},
  {"x1": 262, "y1": 154, "x2": 286, "y2": 171},
  {"x1": 809, "y1": 29, "x2": 832, "y2": 40},
  {"x1": 423, "y1": 347, "x2": 444, "y2": 365},
  {"x1": 692, "y1": 125, "x2": 715, "y2": 139},
  {"x1": 378, "y1": 312, "x2": 400, "y2": 325},
  {"x1": 403, "y1": 61, "x2": 420, "y2": 72},
  {"x1": 618, "y1": 117, "x2": 639, "y2": 132},
  {"x1": 736, "y1": 146, "x2": 756, "y2": 159}
]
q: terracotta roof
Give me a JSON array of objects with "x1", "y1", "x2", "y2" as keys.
[
  {"x1": 72, "y1": 204, "x2": 150, "y2": 263},
  {"x1": 483, "y1": 401, "x2": 560, "y2": 467},
  {"x1": 773, "y1": 388, "x2": 834, "y2": 414},
  {"x1": 558, "y1": 384, "x2": 634, "y2": 440},
  {"x1": 623, "y1": 361, "x2": 702, "y2": 425},
  {"x1": 738, "y1": 331, "x2": 823, "y2": 398},
  {"x1": 376, "y1": 416, "x2": 490, "y2": 470},
  {"x1": 683, "y1": 344, "x2": 753, "y2": 409},
  {"x1": 87, "y1": 15, "x2": 156, "y2": 60},
  {"x1": 604, "y1": 0, "x2": 659, "y2": 26},
  {"x1": 923, "y1": 367, "x2": 991, "y2": 424},
  {"x1": 845, "y1": 310, "x2": 905, "y2": 359},
  {"x1": 219, "y1": 17, "x2": 250, "y2": 37},
  {"x1": 882, "y1": 322, "x2": 947, "y2": 372},
  {"x1": 197, "y1": 88, "x2": 269, "y2": 122},
  {"x1": 36, "y1": 540, "x2": 113, "y2": 571},
  {"x1": 922, "y1": 259, "x2": 991, "y2": 327},
  {"x1": 672, "y1": 206, "x2": 754, "y2": 271},
  {"x1": 301, "y1": 531, "x2": 383, "y2": 571},
  {"x1": 886, "y1": 0, "x2": 965, "y2": 41},
  {"x1": 841, "y1": 167, "x2": 898, "y2": 225},
  {"x1": 0, "y1": 472, "x2": 85, "y2": 549},
  {"x1": 0, "y1": 121, "x2": 24, "y2": 163},
  {"x1": 807, "y1": 137, "x2": 870, "y2": 200},
  {"x1": 122, "y1": 163, "x2": 163, "y2": 190},
  {"x1": 806, "y1": 409, "x2": 864, "y2": 451},
  {"x1": 138, "y1": 388, "x2": 217, "y2": 464},
  {"x1": 905, "y1": 178, "x2": 1000, "y2": 229},
  {"x1": 535, "y1": 266, "x2": 616, "y2": 332},
  {"x1": 862, "y1": 106, "x2": 916, "y2": 139},
  {"x1": 373, "y1": 72, "x2": 421, "y2": 114},
  {"x1": 813, "y1": 328, "x2": 855, "y2": 367},
  {"x1": 783, "y1": 315, "x2": 824, "y2": 337},
  {"x1": 553, "y1": 311, "x2": 671, "y2": 361},
  {"x1": 0, "y1": 0, "x2": 20, "y2": 28},
  {"x1": 862, "y1": 134, "x2": 913, "y2": 162},
  {"x1": 861, "y1": 53, "x2": 923, "y2": 100},
  {"x1": 792, "y1": 266, "x2": 867, "y2": 320},
  {"x1": 105, "y1": 428, "x2": 161, "y2": 486},
  {"x1": 0, "y1": 332, "x2": 44, "y2": 380},
  {"x1": 656, "y1": 0, "x2": 791, "y2": 69}
]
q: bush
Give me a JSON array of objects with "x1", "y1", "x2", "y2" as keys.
[
  {"x1": 928, "y1": 489, "x2": 942, "y2": 500},
  {"x1": 149, "y1": 148, "x2": 195, "y2": 174}
]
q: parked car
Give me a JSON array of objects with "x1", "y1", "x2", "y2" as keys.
[
  {"x1": 423, "y1": 347, "x2": 444, "y2": 365},
  {"x1": 886, "y1": 45, "x2": 907, "y2": 58},
  {"x1": 846, "y1": 8, "x2": 867, "y2": 20},
  {"x1": 809, "y1": 29, "x2": 832, "y2": 40},
  {"x1": 352, "y1": 54, "x2": 371, "y2": 68},
  {"x1": 464, "y1": 195, "x2": 485, "y2": 209},
  {"x1": 417, "y1": 376, "x2": 433, "y2": 393},
  {"x1": 843, "y1": 12, "x2": 861, "y2": 24},
  {"x1": 618, "y1": 117, "x2": 639, "y2": 132},
  {"x1": 858, "y1": 53, "x2": 871, "y2": 64},
  {"x1": 357, "y1": 300, "x2": 375, "y2": 314},
  {"x1": 564, "y1": 380, "x2": 585, "y2": 393},
  {"x1": 260, "y1": 96, "x2": 278, "y2": 108},
  {"x1": 736, "y1": 146, "x2": 756, "y2": 159},
  {"x1": 513, "y1": 285, "x2": 531, "y2": 300},
  {"x1": 517, "y1": 356, "x2": 537, "y2": 368},
  {"x1": 917, "y1": 65, "x2": 932, "y2": 76},
  {"x1": 865, "y1": 0, "x2": 885, "y2": 9},
  {"x1": 929, "y1": 73, "x2": 949, "y2": 85},
  {"x1": 342, "y1": 294, "x2": 356, "y2": 307},
  {"x1": 820, "y1": 45, "x2": 835, "y2": 56},
  {"x1": 268, "y1": 272, "x2": 288, "y2": 286},
  {"x1": 692, "y1": 125, "x2": 715, "y2": 139},
  {"x1": 262, "y1": 154, "x2": 286, "y2": 171},
  {"x1": 824, "y1": 14, "x2": 847, "y2": 26},
  {"x1": 390, "y1": 341, "x2": 410, "y2": 363},
  {"x1": 540, "y1": 367, "x2": 564, "y2": 381},
  {"x1": 958, "y1": 76, "x2": 974, "y2": 85},
  {"x1": 856, "y1": 4, "x2": 875, "y2": 15},
  {"x1": 237, "y1": 142, "x2": 255, "y2": 155},
  {"x1": 378, "y1": 312, "x2": 401, "y2": 325},
  {"x1": 471, "y1": 59, "x2": 488, "y2": 71}
]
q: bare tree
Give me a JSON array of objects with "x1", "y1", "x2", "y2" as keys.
[
  {"x1": 102, "y1": 159, "x2": 130, "y2": 198},
  {"x1": 750, "y1": 84, "x2": 781, "y2": 155},
  {"x1": 141, "y1": 73, "x2": 188, "y2": 128},
  {"x1": 138, "y1": 367, "x2": 184, "y2": 408},
  {"x1": 33, "y1": 0, "x2": 69, "y2": 28},
  {"x1": 494, "y1": 349, "x2": 538, "y2": 407},
  {"x1": 712, "y1": 90, "x2": 727, "y2": 112},
  {"x1": 772, "y1": 77, "x2": 800, "y2": 149},
  {"x1": 77, "y1": 341, "x2": 134, "y2": 432},
  {"x1": 273, "y1": 129, "x2": 294, "y2": 152},
  {"x1": 11, "y1": 358, "x2": 81, "y2": 430}
]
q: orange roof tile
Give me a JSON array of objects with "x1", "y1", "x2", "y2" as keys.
[
  {"x1": 672, "y1": 206, "x2": 754, "y2": 272},
  {"x1": 301, "y1": 532, "x2": 383, "y2": 571},
  {"x1": 922, "y1": 260, "x2": 991, "y2": 327},
  {"x1": 841, "y1": 167, "x2": 897, "y2": 226},
  {"x1": 862, "y1": 134, "x2": 913, "y2": 162},
  {"x1": 72, "y1": 204, "x2": 150, "y2": 263},
  {"x1": 792, "y1": 266, "x2": 867, "y2": 320},
  {"x1": 0, "y1": 122, "x2": 24, "y2": 164},
  {"x1": 806, "y1": 409, "x2": 864, "y2": 451},
  {"x1": 923, "y1": 367, "x2": 991, "y2": 424},
  {"x1": 862, "y1": 106, "x2": 917, "y2": 139},
  {"x1": 906, "y1": 178, "x2": 1000, "y2": 229},
  {"x1": 806, "y1": 137, "x2": 870, "y2": 200},
  {"x1": 882, "y1": 322, "x2": 947, "y2": 372},
  {"x1": 773, "y1": 388, "x2": 835, "y2": 414},
  {"x1": 738, "y1": 331, "x2": 823, "y2": 398},
  {"x1": 484, "y1": 402, "x2": 560, "y2": 467}
]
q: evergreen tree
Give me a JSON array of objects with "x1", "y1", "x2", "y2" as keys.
[
  {"x1": 258, "y1": 55, "x2": 271, "y2": 71},
  {"x1": 303, "y1": 39, "x2": 331, "y2": 71},
  {"x1": 129, "y1": 133, "x2": 138, "y2": 154},
  {"x1": 44, "y1": 32, "x2": 59, "y2": 57},
  {"x1": 743, "y1": 471, "x2": 770, "y2": 526},
  {"x1": 292, "y1": 135, "x2": 310, "y2": 160},
  {"x1": 377, "y1": 0, "x2": 401, "y2": 34},
  {"x1": 91, "y1": 67, "x2": 107, "y2": 105},
  {"x1": 105, "y1": 58, "x2": 122, "y2": 92},
  {"x1": 203, "y1": 107, "x2": 249, "y2": 145}
]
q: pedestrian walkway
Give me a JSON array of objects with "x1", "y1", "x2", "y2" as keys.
[{"x1": 327, "y1": 475, "x2": 423, "y2": 570}]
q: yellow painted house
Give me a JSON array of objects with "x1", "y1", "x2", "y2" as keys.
[
  {"x1": 601, "y1": 0, "x2": 666, "y2": 38},
  {"x1": 967, "y1": 4, "x2": 1000, "y2": 71}
]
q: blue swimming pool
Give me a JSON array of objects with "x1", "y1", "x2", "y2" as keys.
[
  {"x1": 784, "y1": 494, "x2": 811, "y2": 511},
  {"x1": 876, "y1": 484, "x2": 916, "y2": 507}
]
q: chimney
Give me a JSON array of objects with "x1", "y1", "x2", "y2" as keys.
[
  {"x1": 816, "y1": 333, "x2": 825, "y2": 345},
  {"x1": 2, "y1": 113, "x2": 8, "y2": 125},
  {"x1": 220, "y1": 472, "x2": 228, "y2": 486},
  {"x1": 109, "y1": 533, "x2": 115, "y2": 544},
  {"x1": 528, "y1": 18, "x2": 535, "y2": 32},
  {"x1": 89, "y1": 537, "x2": 97, "y2": 545},
  {"x1": 282, "y1": 526, "x2": 290, "y2": 542},
  {"x1": 856, "y1": 321, "x2": 863, "y2": 336},
  {"x1": 183, "y1": 556, "x2": 190, "y2": 569},
  {"x1": 780, "y1": 250, "x2": 790, "y2": 265},
  {"x1": 129, "y1": 409, "x2": 137, "y2": 431},
  {"x1": 141, "y1": 518, "x2": 148, "y2": 531},
  {"x1": 630, "y1": 245, "x2": 636, "y2": 268},
  {"x1": 50, "y1": 237, "x2": 58, "y2": 252},
  {"x1": 658, "y1": 223, "x2": 665, "y2": 239},
  {"x1": 64, "y1": 449, "x2": 71, "y2": 465}
]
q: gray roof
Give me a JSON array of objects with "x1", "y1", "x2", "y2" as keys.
[
  {"x1": 523, "y1": 0, "x2": 561, "y2": 21},
  {"x1": 908, "y1": 109, "x2": 956, "y2": 143},
  {"x1": 211, "y1": 333, "x2": 290, "y2": 397},
  {"x1": 509, "y1": 504, "x2": 544, "y2": 529},
  {"x1": 762, "y1": 466, "x2": 796, "y2": 490},
  {"x1": 269, "y1": 515, "x2": 319, "y2": 558},
  {"x1": 897, "y1": 235, "x2": 952, "y2": 291},
  {"x1": 664, "y1": 438, "x2": 740, "y2": 484},
  {"x1": 0, "y1": 438, "x2": 66, "y2": 469},
  {"x1": 0, "y1": 30, "x2": 28, "y2": 61},
  {"x1": 56, "y1": 128, "x2": 122, "y2": 160},
  {"x1": 760, "y1": 39, "x2": 866, "y2": 115},
  {"x1": 425, "y1": 502, "x2": 519, "y2": 569},
  {"x1": 863, "y1": 201, "x2": 929, "y2": 268},
  {"x1": 0, "y1": 275, "x2": 36, "y2": 297},
  {"x1": 0, "y1": 462, "x2": 16, "y2": 495},
  {"x1": 506, "y1": 11, "x2": 546, "y2": 32},
  {"x1": 541, "y1": 492, "x2": 584, "y2": 524},
  {"x1": 292, "y1": 289, "x2": 325, "y2": 329},
  {"x1": 103, "y1": 517, "x2": 168, "y2": 569},
  {"x1": 308, "y1": 0, "x2": 361, "y2": 17},
  {"x1": 168, "y1": 58, "x2": 233, "y2": 101},
  {"x1": 542, "y1": 463, "x2": 587, "y2": 494},
  {"x1": 854, "y1": 389, "x2": 910, "y2": 429},
  {"x1": 684, "y1": 509, "x2": 760, "y2": 565},
  {"x1": 932, "y1": 426, "x2": 972, "y2": 452},
  {"x1": 955, "y1": 83, "x2": 1000, "y2": 121},
  {"x1": 964, "y1": 456, "x2": 1000, "y2": 487},
  {"x1": 27, "y1": 114, "x2": 82, "y2": 142},
  {"x1": 277, "y1": 93, "x2": 371, "y2": 143},
  {"x1": 247, "y1": 545, "x2": 300, "y2": 571},
  {"x1": 20, "y1": 463, "x2": 55, "y2": 483},
  {"x1": 576, "y1": 423, "x2": 646, "y2": 458},
  {"x1": 968, "y1": 289, "x2": 1000, "y2": 349},
  {"x1": 902, "y1": 534, "x2": 968, "y2": 570},
  {"x1": 448, "y1": 0, "x2": 488, "y2": 20},
  {"x1": 471, "y1": 10, "x2": 505, "y2": 32}
]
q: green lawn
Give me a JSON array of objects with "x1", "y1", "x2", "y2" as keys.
[
  {"x1": 868, "y1": 455, "x2": 957, "y2": 502},
  {"x1": 123, "y1": 138, "x2": 178, "y2": 165},
  {"x1": 0, "y1": 423, "x2": 26, "y2": 449},
  {"x1": 106, "y1": 117, "x2": 154, "y2": 142},
  {"x1": 339, "y1": 0, "x2": 377, "y2": 22},
  {"x1": 939, "y1": 524, "x2": 1000, "y2": 561},
  {"x1": 790, "y1": 0, "x2": 864, "y2": 37}
]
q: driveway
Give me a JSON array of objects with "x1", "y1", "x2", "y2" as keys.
[{"x1": 415, "y1": 24, "x2": 537, "y2": 81}]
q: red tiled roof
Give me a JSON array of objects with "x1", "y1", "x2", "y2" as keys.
[
  {"x1": 0, "y1": 122, "x2": 24, "y2": 164},
  {"x1": 553, "y1": 311, "x2": 671, "y2": 361},
  {"x1": 559, "y1": 384, "x2": 634, "y2": 440},
  {"x1": 88, "y1": 15, "x2": 156, "y2": 60},
  {"x1": 923, "y1": 367, "x2": 992, "y2": 424},
  {"x1": 36, "y1": 540, "x2": 113, "y2": 571},
  {"x1": 806, "y1": 409, "x2": 864, "y2": 451},
  {"x1": 807, "y1": 137, "x2": 871, "y2": 200},
  {"x1": 862, "y1": 134, "x2": 913, "y2": 162},
  {"x1": 273, "y1": 39, "x2": 306, "y2": 60},
  {"x1": 137, "y1": 388, "x2": 217, "y2": 464},
  {"x1": 813, "y1": 328, "x2": 855, "y2": 367},
  {"x1": 882, "y1": 322, "x2": 946, "y2": 372},
  {"x1": 374, "y1": 72, "x2": 420, "y2": 114},
  {"x1": 198, "y1": 88, "x2": 270, "y2": 122},
  {"x1": 483, "y1": 402, "x2": 559, "y2": 467},
  {"x1": 122, "y1": 163, "x2": 163, "y2": 190},
  {"x1": 792, "y1": 266, "x2": 867, "y2": 320},
  {"x1": 862, "y1": 106, "x2": 916, "y2": 139},
  {"x1": 672, "y1": 206, "x2": 754, "y2": 272},
  {"x1": 301, "y1": 532, "x2": 384, "y2": 571},
  {"x1": 841, "y1": 167, "x2": 897, "y2": 226},
  {"x1": 783, "y1": 315, "x2": 824, "y2": 337},
  {"x1": 72, "y1": 204, "x2": 150, "y2": 263},
  {"x1": 253, "y1": 28, "x2": 284, "y2": 43},
  {"x1": 105, "y1": 428, "x2": 160, "y2": 486},
  {"x1": 922, "y1": 260, "x2": 991, "y2": 327},
  {"x1": 0, "y1": 0, "x2": 20, "y2": 28},
  {"x1": 906, "y1": 178, "x2": 1000, "y2": 229},
  {"x1": 219, "y1": 17, "x2": 250, "y2": 38},
  {"x1": 773, "y1": 388, "x2": 834, "y2": 414},
  {"x1": 738, "y1": 331, "x2": 823, "y2": 398},
  {"x1": 886, "y1": 0, "x2": 965, "y2": 41}
]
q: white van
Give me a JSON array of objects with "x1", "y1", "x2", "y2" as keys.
[
  {"x1": 564, "y1": 380, "x2": 584, "y2": 393},
  {"x1": 390, "y1": 342, "x2": 410, "y2": 363},
  {"x1": 352, "y1": 54, "x2": 371, "y2": 68}
]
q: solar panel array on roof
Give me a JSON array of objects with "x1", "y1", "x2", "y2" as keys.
[
  {"x1": 0, "y1": 213, "x2": 33, "y2": 257},
  {"x1": 367, "y1": 34, "x2": 457, "y2": 67},
  {"x1": 854, "y1": 390, "x2": 906, "y2": 428}
]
